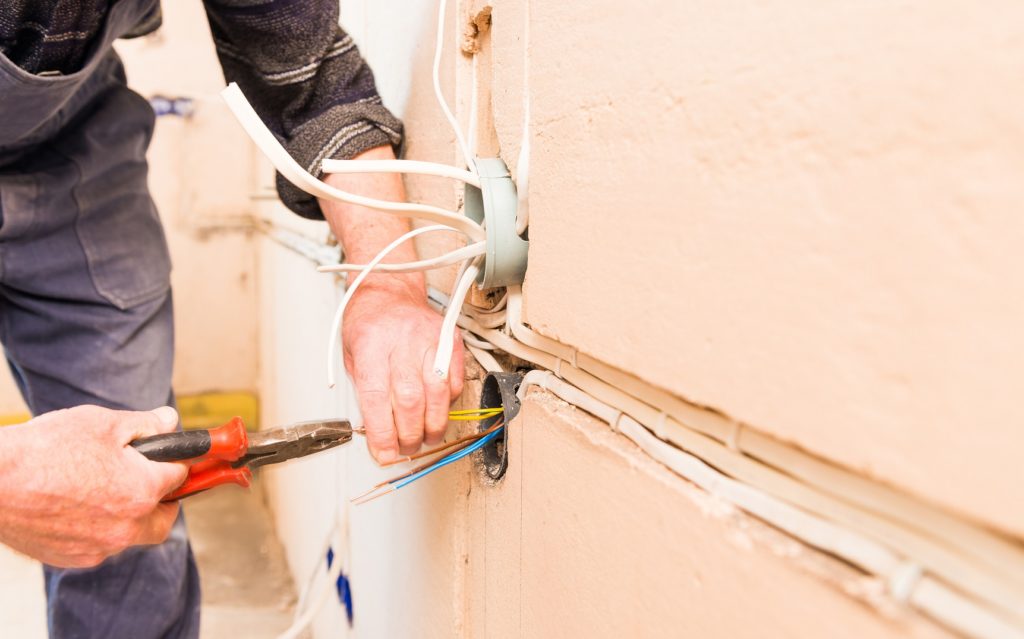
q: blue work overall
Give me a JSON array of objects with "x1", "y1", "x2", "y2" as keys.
[{"x1": 0, "y1": 1, "x2": 201, "y2": 637}]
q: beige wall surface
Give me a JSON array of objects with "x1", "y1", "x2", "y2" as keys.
[
  {"x1": 175, "y1": 0, "x2": 1022, "y2": 637},
  {"x1": 467, "y1": 392, "x2": 953, "y2": 639},
  {"x1": 514, "y1": 0, "x2": 1024, "y2": 536}
]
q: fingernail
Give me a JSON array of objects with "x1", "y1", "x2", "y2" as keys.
[
  {"x1": 376, "y1": 449, "x2": 398, "y2": 465},
  {"x1": 151, "y1": 406, "x2": 179, "y2": 427}
]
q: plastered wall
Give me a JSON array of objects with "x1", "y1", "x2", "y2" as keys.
[
  {"x1": 17, "y1": 0, "x2": 1003, "y2": 637},
  {"x1": 258, "y1": 0, "x2": 1020, "y2": 637},
  {"x1": 515, "y1": 0, "x2": 1024, "y2": 537}
]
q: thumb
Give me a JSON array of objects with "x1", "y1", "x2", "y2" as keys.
[{"x1": 118, "y1": 406, "x2": 180, "y2": 443}]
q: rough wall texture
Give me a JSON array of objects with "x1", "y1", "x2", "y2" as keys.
[
  {"x1": 516, "y1": 0, "x2": 1024, "y2": 537},
  {"x1": 256, "y1": 2, "x2": 991, "y2": 634}
]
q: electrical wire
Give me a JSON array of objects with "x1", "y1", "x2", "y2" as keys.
[
  {"x1": 514, "y1": 371, "x2": 1024, "y2": 639},
  {"x1": 432, "y1": 0, "x2": 477, "y2": 173},
  {"x1": 320, "y1": 158, "x2": 480, "y2": 188},
  {"x1": 432, "y1": 257, "x2": 482, "y2": 379},
  {"x1": 326, "y1": 225, "x2": 462, "y2": 388},
  {"x1": 221, "y1": 83, "x2": 485, "y2": 242},
  {"x1": 513, "y1": 0, "x2": 531, "y2": 236},
  {"x1": 316, "y1": 242, "x2": 485, "y2": 274},
  {"x1": 353, "y1": 425, "x2": 505, "y2": 505},
  {"x1": 423, "y1": 288, "x2": 1024, "y2": 635}
]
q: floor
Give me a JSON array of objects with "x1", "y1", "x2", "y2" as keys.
[{"x1": 0, "y1": 484, "x2": 297, "y2": 638}]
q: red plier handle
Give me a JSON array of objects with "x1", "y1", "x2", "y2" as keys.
[{"x1": 130, "y1": 417, "x2": 251, "y2": 501}]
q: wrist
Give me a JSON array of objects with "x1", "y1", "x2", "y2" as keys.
[{"x1": 349, "y1": 270, "x2": 426, "y2": 304}]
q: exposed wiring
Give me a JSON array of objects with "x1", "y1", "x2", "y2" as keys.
[
  {"x1": 514, "y1": 371, "x2": 1024, "y2": 639},
  {"x1": 426, "y1": 289, "x2": 1024, "y2": 636},
  {"x1": 326, "y1": 225, "x2": 463, "y2": 388},
  {"x1": 447, "y1": 407, "x2": 504, "y2": 420},
  {"x1": 316, "y1": 242, "x2": 485, "y2": 274},
  {"x1": 432, "y1": 257, "x2": 482, "y2": 379},
  {"x1": 254, "y1": 208, "x2": 1024, "y2": 637},
  {"x1": 432, "y1": 0, "x2": 477, "y2": 173},
  {"x1": 513, "y1": 0, "x2": 530, "y2": 236},
  {"x1": 353, "y1": 425, "x2": 505, "y2": 505},
  {"x1": 221, "y1": 83, "x2": 485, "y2": 242},
  {"x1": 465, "y1": 343, "x2": 503, "y2": 373},
  {"x1": 320, "y1": 158, "x2": 480, "y2": 188},
  {"x1": 460, "y1": 330, "x2": 495, "y2": 351}
]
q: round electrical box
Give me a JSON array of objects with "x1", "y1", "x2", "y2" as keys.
[
  {"x1": 463, "y1": 158, "x2": 529, "y2": 288},
  {"x1": 476, "y1": 371, "x2": 524, "y2": 481}
]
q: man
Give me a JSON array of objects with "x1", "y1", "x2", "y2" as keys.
[{"x1": 0, "y1": 1, "x2": 462, "y2": 637}]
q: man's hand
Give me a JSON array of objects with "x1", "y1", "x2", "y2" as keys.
[
  {"x1": 0, "y1": 405, "x2": 188, "y2": 568},
  {"x1": 320, "y1": 146, "x2": 465, "y2": 464}
]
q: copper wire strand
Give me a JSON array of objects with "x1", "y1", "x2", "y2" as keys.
[
  {"x1": 379, "y1": 420, "x2": 505, "y2": 468},
  {"x1": 352, "y1": 419, "x2": 505, "y2": 504}
]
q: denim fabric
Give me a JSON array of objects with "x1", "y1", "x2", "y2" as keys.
[{"x1": 0, "y1": 2, "x2": 200, "y2": 637}]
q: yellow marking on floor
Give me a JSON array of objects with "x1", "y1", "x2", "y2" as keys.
[
  {"x1": 0, "y1": 391, "x2": 260, "y2": 430},
  {"x1": 0, "y1": 412, "x2": 30, "y2": 427},
  {"x1": 178, "y1": 391, "x2": 259, "y2": 431}
]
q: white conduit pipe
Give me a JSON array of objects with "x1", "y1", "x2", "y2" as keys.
[
  {"x1": 221, "y1": 83, "x2": 485, "y2": 242},
  {"x1": 317, "y1": 242, "x2": 485, "y2": 275},
  {"x1": 321, "y1": 158, "x2": 480, "y2": 188},
  {"x1": 498, "y1": 287, "x2": 1024, "y2": 621},
  {"x1": 515, "y1": 371, "x2": 1023, "y2": 639},
  {"x1": 432, "y1": 295, "x2": 1024, "y2": 633}
]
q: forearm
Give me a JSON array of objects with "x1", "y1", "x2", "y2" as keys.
[{"x1": 320, "y1": 146, "x2": 424, "y2": 299}]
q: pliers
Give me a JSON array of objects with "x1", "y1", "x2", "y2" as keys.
[{"x1": 130, "y1": 417, "x2": 352, "y2": 501}]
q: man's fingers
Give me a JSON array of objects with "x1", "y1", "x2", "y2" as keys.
[
  {"x1": 151, "y1": 461, "x2": 189, "y2": 498},
  {"x1": 390, "y1": 354, "x2": 426, "y2": 455},
  {"x1": 448, "y1": 338, "x2": 465, "y2": 400},
  {"x1": 116, "y1": 406, "x2": 180, "y2": 443},
  {"x1": 133, "y1": 502, "x2": 180, "y2": 546},
  {"x1": 355, "y1": 365, "x2": 400, "y2": 463},
  {"x1": 422, "y1": 346, "x2": 451, "y2": 445}
]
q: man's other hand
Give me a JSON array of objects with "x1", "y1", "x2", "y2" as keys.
[
  {"x1": 320, "y1": 146, "x2": 466, "y2": 464},
  {"x1": 343, "y1": 279, "x2": 465, "y2": 463},
  {"x1": 0, "y1": 405, "x2": 188, "y2": 568}
]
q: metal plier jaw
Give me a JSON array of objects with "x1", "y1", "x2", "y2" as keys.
[
  {"x1": 131, "y1": 417, "x2": 353, "y2": 500},
  {"x1": 238, "y1": 420, "x2": 354, "y2": 470}
]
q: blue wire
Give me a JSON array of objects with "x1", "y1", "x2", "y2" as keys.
[{"x1": 392, "y1": 426, "x2": 505, "y2": 490}]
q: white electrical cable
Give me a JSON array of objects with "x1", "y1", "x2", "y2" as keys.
[
  {"x1": 432, "y1": 258, "x2": 481, "y2": 379},
  {"x1": 221, "y1": 83, "x2": 484, "y2": 242},
  {"x1": 321, "y1": 158, "x2": 480, "y2": 188},
  {"x1": 461, "y1": 329, "x2": 494, "y2": 350},
  {"x1": 467, "y1": 53, "x2": 479, "y2": 163},
  {"x1": 277, "y1": 547, "x2": 345, "y2": 639},
  {"x1": 326, "y1": 225, "x2": 462, "y2": 388},
  {"x1": 418, "y1": 284, "x2": 1024, "y2": 636},
  {"x1": 432, "y1": 0, "x2": 477, "y2": 173},
  {"x1": 513, "y1": 0, "x2": 531, "y2": 236},
  {"x1": 515, "y1": 371, "x2": 1024, "y2": 639},
  {"x1": 317, "y1": 242, "x2": 485, "y2": 274},
  {"x1": 466, "y1": 342, "x2": 503, "y2": 373}
]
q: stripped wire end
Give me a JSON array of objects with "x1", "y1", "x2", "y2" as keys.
[{"x1": 352, "y1": 418, "x2": 505, "y2": 505}]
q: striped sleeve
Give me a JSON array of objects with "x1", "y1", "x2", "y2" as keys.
[{"x1": 203, "y1": 0, "x2": 404, "y2": 219}]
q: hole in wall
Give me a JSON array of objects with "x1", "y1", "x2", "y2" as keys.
[{"x1": 477, "y1": 371, "x2": 523, "y2": 481}]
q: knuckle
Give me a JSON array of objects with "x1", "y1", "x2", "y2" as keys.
[{"x1": 393, "y1": 386, "x2": 423, "y2": 411}]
